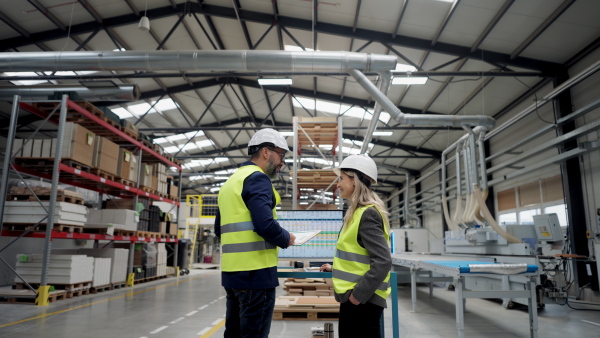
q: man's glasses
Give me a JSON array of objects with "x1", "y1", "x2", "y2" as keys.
[{"x1": 266, "y1": 147, "x2": 286, "y2": 161}]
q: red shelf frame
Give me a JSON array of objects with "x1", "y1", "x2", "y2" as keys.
[
  {"x1": 1, "y1": 230, "x2": 177, "y2": 243},
  {"x1": 17, "y1": 100, "x2": 181, "y2": 206}
]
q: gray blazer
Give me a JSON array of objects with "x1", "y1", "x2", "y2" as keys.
[{"x1": 334, "y1": 207, "x2": 392, "y2": 308}]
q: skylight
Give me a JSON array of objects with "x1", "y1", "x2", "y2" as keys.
[
  {"x1": 110, "y1": 98, "x2": 178, "y2": 120},
  {"x1": 292, "y1": 97, "x2": 391, "y2": 124},
  {"x1": 4, "y1": 72, "x2": 48, "y2": 86}
]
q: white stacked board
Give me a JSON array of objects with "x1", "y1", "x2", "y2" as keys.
[
  {"x1": 15, "y1": 254, "x2": 94, "y2": 284},
  {"x1": 92, "y1": 258, "x2": 112, "y2": 286},
  {"x1": 79, "y1": 248, "x2": 128, "y2": 284},
  {"x1": 156, "y1": 243, "x2": 167, "y2": 276},
  {"x1": 86, "y1": 209, "x2": 138, "y2": 232},
  {"x1": 4, "y1": 201, "x2": 87, "y2": 226}
]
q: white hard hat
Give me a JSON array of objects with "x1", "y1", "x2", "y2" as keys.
[
  {"x1": 248, "y1": 128, "x2": 290, "y2": 152},
  {"x1": 333, "y1": 154, "x2": 378, "y2": 184}
]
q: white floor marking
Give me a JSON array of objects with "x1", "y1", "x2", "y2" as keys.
[
  {"x1": 186, "y1": 310, "x2": 198, "y2": 316},
  {"x1": 150, "y1": 326, "x2": 168, "y2": 334},
  {"x1": 196, "y1": 327, "x2": 211, "y2": 335},
  {"x1": 211, "y1": 319, "x2": 222, "y2": 325},
  {"x1": 198, "y1": 305, "x2": 209, "y2": 310},
  {"x1": 581, "y1": 319, "x2": 600, "y2": 327},
  {"x1": 170, "y1": 317, "x2": 185, "y2": 324}
]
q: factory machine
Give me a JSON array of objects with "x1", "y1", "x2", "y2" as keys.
[
  {"x1": 442, "y1": 213, "x2": 570, "y2": 308},
  {"x1": 392, "y1": 126, "x2": 598, "y2": 309}
]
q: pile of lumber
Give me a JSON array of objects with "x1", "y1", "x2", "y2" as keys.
[{"x1": 283, "y1": 277, "x2": 334, "y2": 297}]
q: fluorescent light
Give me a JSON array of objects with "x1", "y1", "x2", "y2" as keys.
[
  {"x1": 392, "y1": 77, "x2": 428, "y2": 85},
  {"x1": 279, "y1": 131, "x2": 294, "y2": 136},
  {"x1": 258, "y1": 78, "x2": 293, "y2": 85},
  {"x1": 373, "y1": 131, "x2": 393, "y2": 136}
]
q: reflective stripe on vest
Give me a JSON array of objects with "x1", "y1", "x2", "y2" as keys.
[
  {"x1": 218, "y1": 165, "x2": 280, "y2": 272},
  {"x1": 332, "y1": 205, "x2": 391, "y2": 300}
]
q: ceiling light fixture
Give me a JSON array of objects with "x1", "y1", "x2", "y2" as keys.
[
  {"x1": 372, "y1": 131, "x2": 393, "y2": 136},
  {"x1": 138, "y1": 0, "x2": 150, "y2": 32},
  {"x1": 391, "y1": 76, "x2": 428, "y2": 85},
  {"x1": 258, "y1": 78, "x2": 293, "y2": 85}
]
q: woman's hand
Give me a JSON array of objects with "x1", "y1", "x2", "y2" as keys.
[{"x1": 320, "y1": 263, "x2": 332, "y2": 272}]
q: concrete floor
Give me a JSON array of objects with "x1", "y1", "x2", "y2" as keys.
[{"x1": 1, "y1": 269, "x2": 599, "y2": 338}]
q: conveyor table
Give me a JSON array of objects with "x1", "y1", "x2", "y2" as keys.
[{"x1": 392, "y1": 254, "x2": 539, "y2": 338}]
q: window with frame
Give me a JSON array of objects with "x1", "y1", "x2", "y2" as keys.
[{"x1": 496, "y1": 175, "x2": 568, "y2": 227}]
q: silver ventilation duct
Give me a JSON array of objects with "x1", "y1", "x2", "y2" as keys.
[
  {"x1": 349, "y1": 69, "x2": 495, "y2": 130},
  {"x1": 0, "y1": 85, "x2": 139, "y2": 102},
  {"x1": 0, "y1": 51, "x2": 397, "y2": 73}
]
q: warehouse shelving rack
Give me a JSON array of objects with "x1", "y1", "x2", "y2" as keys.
[
  {"x1": 291, "y1": 116, "x2": 343, "y2": 210},
  {"x1": 0, "y1": 95, "x2": 182, "y2": 304}
]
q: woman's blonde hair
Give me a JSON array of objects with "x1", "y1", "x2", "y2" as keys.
[{"x1": 341, "y1": 170, "x2": 390, "y2": 234}]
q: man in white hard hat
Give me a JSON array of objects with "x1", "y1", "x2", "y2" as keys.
[{"x1": 215, "y1": 128, "x2": 296, "y2": 338}]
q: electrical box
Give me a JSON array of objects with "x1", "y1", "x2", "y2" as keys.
[{"x1": 532, "y1": 214, "x2": 563, "y2": 242}]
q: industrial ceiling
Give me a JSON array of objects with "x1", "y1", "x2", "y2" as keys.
[{"x1": 1, "y1": 0, "x2": 599, "y2": 199}]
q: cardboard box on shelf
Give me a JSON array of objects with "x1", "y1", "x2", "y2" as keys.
[
  {"x1": 117, "y1": 148, "x2": 133, "y2": 180},
  {"x1": 120, "y1": 120, "x2": 139, "y2": 138},
  {"x1": 58, "y1": 123, "x2": 96, "y2": 166},
  {"x1": 92, "y1": 136, "x2": 119, "y2": 175},
  {"x1": 129, "y1": 153, "x2": 139, "y2": 183},
  {"x1": 140, "y1": 163, "x2": 154, "y2": 188}
]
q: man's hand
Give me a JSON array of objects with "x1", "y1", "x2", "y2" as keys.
[
  {"x1": 320, "y1": 263, "x2": 332, "y2": 272},
  {"x1": 288, "y1": 232, "x2": 296, "y2": 247}
]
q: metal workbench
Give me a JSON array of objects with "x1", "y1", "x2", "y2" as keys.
[{"x1": 392, "y1": 253, "x2": 539, "y2": 338}]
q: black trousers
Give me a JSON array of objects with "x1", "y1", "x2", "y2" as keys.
[{"x1": 338, "y1": 300, "x2": 384, "y2": 338}]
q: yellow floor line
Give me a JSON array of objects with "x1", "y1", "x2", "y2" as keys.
[
  {"x1": 0, "y1": 272, "x2": 220, "y2": 329},
  {"x1": 199, "y1": 318, "x2": 225, "y2": 338}
]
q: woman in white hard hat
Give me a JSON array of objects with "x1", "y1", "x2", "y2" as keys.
[{"x1": 320, "y1": 154, "x2": 392, "y2": 338}]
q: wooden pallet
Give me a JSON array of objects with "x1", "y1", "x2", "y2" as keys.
[
  {"x1": 296, "y1": 117, "x2": 339, "y2": 149},
  {"x1": 15, "y1": 281, "x2": 92, "y2": 292},
  {"x1": 0, "y1": 289, "x2": 67, "y2": 304},
  {"x1": 115, "y1": 177, "x2": 136, "y2": 187},
  {"x1": 134, "y1": 231, "x2": 161, "y2": 239},
  {"x1": 15, "y1": 157, "x2": 92, "y2": 173},
  {"x1": 34, "y1": 101, "x2": 105, "y2": 120},
  {"x1": 90, "y1": 168, "x2": 116, "y2": 182},
  {"x1": 90, "y1": 284, "x2": 112, "y2": 294},
  {"x1": 111, "y1": 282, "x2": 127, "y2": 289},
  {"x1": 66, "y1": 288, "x2": 91, "y2": 298},
  {"x1": 3, "y1": 223, "x2": 84, "y2": 233},
  {"x1": 138, "y1": 186, "x2": 158, "y2": 196},
  {"x1": 113, "y1": 229, "x2": 137, "y2": 237},
  {"x1": 294, "y1": 169, "x2": 338, "y2": 190},
  {"x1": 6, "y1": 193, "x2": 85, "y2": 205}
]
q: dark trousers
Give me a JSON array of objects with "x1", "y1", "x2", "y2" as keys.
[
  {"x1": 339, "y1": 300, "x2": 384, "y2": 338},
  {"x1": 224, "y1": 287, "x2": 276, "y2": 338}
]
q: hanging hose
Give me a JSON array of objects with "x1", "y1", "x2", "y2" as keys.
[
  {"x1": 442, "y1": 195, "x2": 460, "y2": 230},
  {"x1": 473, "y1": 185, "x2": 521, "y2": 244}
]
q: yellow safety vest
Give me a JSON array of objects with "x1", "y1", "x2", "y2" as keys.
[
  {"x1": 218, "y1": 165, "x2": 280, "y2": 272},
  {"x1": 332, "y1": 205, "x2": 391, "y2": 301}
]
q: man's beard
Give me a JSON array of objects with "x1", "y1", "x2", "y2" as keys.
[{"x1": 265, "y1": 159, "x2": 278, "y2": 179}]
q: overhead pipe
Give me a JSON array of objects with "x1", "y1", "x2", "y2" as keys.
[
  {"x1": 0, "y1": 50, "x2": 398, "y2": 73},
  {"x1": 349, "y1": 69, "x2": 495, "y2": 129},
  {"x1": 0, "y1": 85, "x2": 140, "y2": 102},
  {"x1": 360, "y1": 72, "x2": 392, "y2": 154}
]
